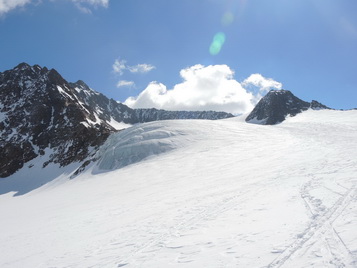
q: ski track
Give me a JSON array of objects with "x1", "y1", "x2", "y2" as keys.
[
  {"x1": 87, "y1": 186, "x2": 266, "y2": 267},
  {"x1": 266, "y1": 178, "x2": 357, "y2": 268}
]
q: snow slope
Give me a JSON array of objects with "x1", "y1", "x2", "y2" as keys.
[{"x1": 0, "y1": 110, "x2": 356, "y2": 268}]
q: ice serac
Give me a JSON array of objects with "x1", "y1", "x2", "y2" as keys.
[
  {"x1": 96, "y1": 122, "x2": 181, "y2": 171},
  {"x1": 0, "y1": 63, "x2": 233, "y2": 178},
  {"x1": 135, "y1": 108, "x2": 233, "y2": 122},
  {"x1": 245, "y1": 90, "x2": 330, "y2": 125}
]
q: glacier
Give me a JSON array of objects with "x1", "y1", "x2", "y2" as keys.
[{"x1": 0, "y1": 109, "x2": 356, "y2": 267}]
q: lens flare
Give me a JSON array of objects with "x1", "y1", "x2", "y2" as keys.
[
  {"x1": 209, "y1": 42, "x2": 221, "y2": 56},
  {"x1": 209, "y1": 32, "x2": 226, "y2": 56},
  {"x1": 222, "y1": 11, "x2": 234, "y2": 26},
  {"x1": 214, "y1": 32, "x2": 226, "y2": 44}
]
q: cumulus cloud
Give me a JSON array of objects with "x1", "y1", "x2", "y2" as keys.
[
  {"x1": 242, "y1": 73, "x2": 282, "y2": 93},
  {"x1": 117, "y1": 80, "x2": 135, "y2": 88},
  {"x1": 112, "y1": 59, "x2": 155, "y2": 75},
  {"x1": 0, "y1": 0, "x2": 32, "y2": 15},
  {"x1": 0, "y1": 0, "x2": 109, "y2": 15},
  {"x1": 124, "y1": 64, "x2": 282, "y2": 114}
]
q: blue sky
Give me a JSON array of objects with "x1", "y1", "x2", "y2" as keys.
[{"x1": 1, "y1": 0, "x2": 356, "y2": 113}]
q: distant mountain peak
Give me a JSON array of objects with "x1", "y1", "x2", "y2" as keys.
[
  {"x1": 14, "y1": 62, "x2": 48, "y2": 73},
  {"x1": 74, "y1": 80, "x2": 88, "y2": 88},
  {"x1": 47, "y1": 68, "x2": 66, "y2": 85},
  {"x1": 310, "y1": 100, "x2": 330, "y2": 110},
  {"x1": 245, "y1": 89, "x2": 330, "y2": 125},
  {"x1": 15, "y1": 62, "x2": 31, "y2": 70}
]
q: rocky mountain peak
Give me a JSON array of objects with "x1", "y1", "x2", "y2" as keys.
[
  {"x1": 12, "y1": 62, "x2": 48, "y2": 76},
  {"x1": 47, "y1": 68, "x2": 66, "y2": 85},
  {"x1": 245, "y1": 90, "x2": 330, "y2": 125},
  {"x1": 14, "y1": 62, "x2": 32, "y2": 70},
  {"x1": 73, "y1": 80, "x2": 88, "y2": 88},
  {"x1": 310, "y1": 100, "x2": 330, "y2": 110},
  {"x1": 0, "y1": 64, "x2": 115, "y2": 178}
]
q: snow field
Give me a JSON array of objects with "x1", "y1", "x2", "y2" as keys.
[{"x1": 0, "y1": 109, "x2": 356, "y2": 267}]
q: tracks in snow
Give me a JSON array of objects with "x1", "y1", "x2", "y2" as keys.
[
  {"x1": 112, "y1": 187, "x2": 264, "y2": 267},
  {"x1": 266, "y1": 179, "x2": 357, "y2": 268}
]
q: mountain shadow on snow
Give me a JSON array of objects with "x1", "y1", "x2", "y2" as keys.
[{"x1": 245, "y1": 90, "x2": 330, "y2": 125}]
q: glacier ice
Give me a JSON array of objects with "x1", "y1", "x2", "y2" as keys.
[{"x1": 95, "y1": 122, "x2": 181, "y2": 171}]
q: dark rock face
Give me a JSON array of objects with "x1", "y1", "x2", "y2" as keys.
[
  {"x1": 0, "y1": 63, "x2": 234, "y2": 178},
  {"x1": 0, "y1": 63, "x2": 115, "y2": 177},
  {"x1": 245, "y1": 90, "x2": 330, "y2": 125},
  {"x1": 68, "y1": 80, "x2": 138, "y2": 125},
  {"x1": 310, "y1": 100, "x2": 330, "y2": 110}
]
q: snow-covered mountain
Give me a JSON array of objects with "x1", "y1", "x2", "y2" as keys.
[
  {"x1": 246, "y1": 89, "x2": 330, "y2": 125},
  {"x1": 1, "y1": 63, "x2": 356, "y2": 267},
  {"x1": 0, "y1": 63, "x2": 113, "y2": 178},
  {"x1": 0, "y1": 109, "x2": 356, "y2": 268},
  {"x1": 0, "y1": 63, "x2": 233, "y2": 178}
]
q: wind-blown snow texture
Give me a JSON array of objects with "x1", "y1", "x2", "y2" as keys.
[{"x1": 0, "y1": 110, "x2": 357, "y2": 268}]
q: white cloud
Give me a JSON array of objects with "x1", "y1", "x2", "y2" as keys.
[
  {"x1": 112, "y1": 59, "x2": 155, "y2": 75},
  {"x1": 73, "y1": 3, "x2": 92, "y2": 14},
  {"x1": 71, "y1": 0, "x2": 109, "y2": 13},
  {"x1": 0, "y1": 0, "x2": 109, "y2": 16},
  {"x1": 0, "y1": 0, "x2": 32, "y2": 15},
  {"x1": 242, "y1": 73, "x2": 282, "y2": 93},
  {"x1": 71, "y1": 0, "x2": 109, "y2": 7},
  {"x1": 112, "y1": 59, "x2": 127, "y2": 75},
  {"x1": 124, "y1": 64, "x2": 282, "y2": 114},
  {"x1": 117, "y1": 80, "x2": 135, "y2": 88},
  {"x1": 128, "y1": 64, "x2": 155, "y2": 73},
  {"x1": 112, "y1": 59, "x2": 155, "y2": 89}
]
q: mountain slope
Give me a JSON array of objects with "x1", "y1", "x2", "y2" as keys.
[
  {"x1": 0, "y1": 109, "x2": 356, "y2": 268},
  {"x1": 0, "y1": 63, "x2": 115, "y2": 178},
  {"x1": 0, "y1": 63, "x2": 233, "y2": 178}
]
